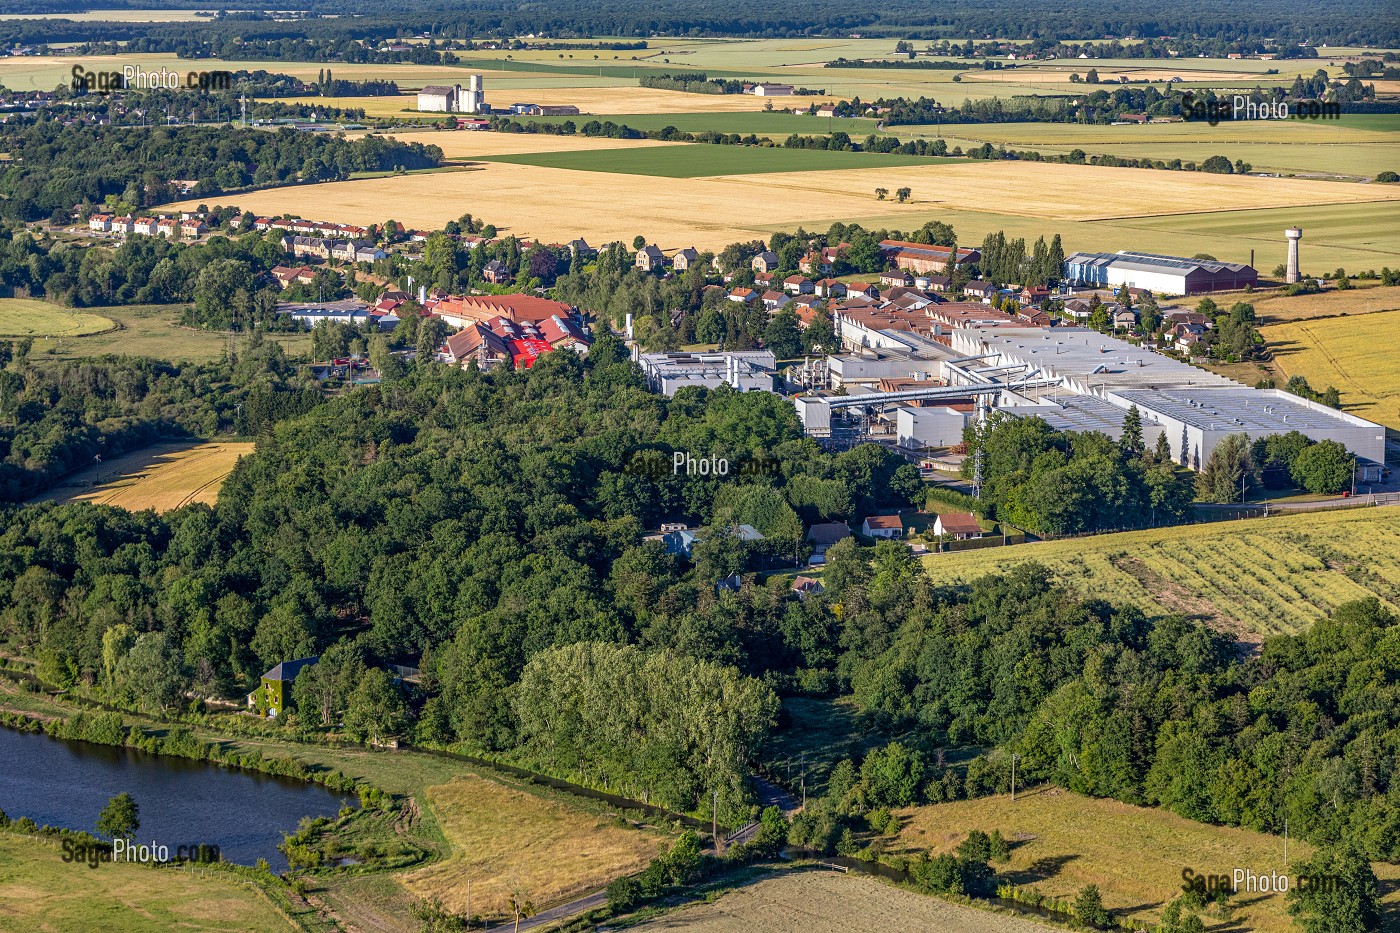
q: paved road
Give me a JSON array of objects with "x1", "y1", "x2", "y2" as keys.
[{"x1": 514, "y1": 889, "x2": 607, "y2": 932}]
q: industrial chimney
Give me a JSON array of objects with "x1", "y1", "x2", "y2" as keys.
[{"x1": 1285, "y1": 228, "x2": 1303, "y2": 284}]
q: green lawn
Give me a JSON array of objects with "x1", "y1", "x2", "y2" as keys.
[
  {"x1": 480, "y1": 143, "x2": 957, "y2": 177},
  {"x1": 33, "y1": 304, "x2": 312, "y2": 364}
]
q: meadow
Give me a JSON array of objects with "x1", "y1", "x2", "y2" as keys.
[
  {"x1": 1251, "y1": 282, "x2": 1400, "y2": 323},
  {"x1": 893, "y1": 787, "x2": 1400, "y2": 933},
  {"x1": 0, "y1": 833, "x2": 294, "y2": 933},
  {"x1": 1265, "y1": 307, "x2": 1400, "y2": 427},
  {"x1": 920, "y1": 507, "x2": 1400, "y2": 641},
  {"x1": 398, "y1": 775, "x2": 670, "y2": 920},
  {"x1": 34, "y1": 304, "x2": 310, "y2": 364},
  {"x1": 635, "y1": 868, "x2": 1057, "y2": 932},
  {"x1": 0, "y1": 298, "x2": 114, "y2": 338},
  {"x1": 513, "y1": 109, "x2": 879, "y2": 138},
  {"x1": 30, "y1": 441, "x2": 256, "y2": 512},
  {"x1": 482, "y1": 144, "x2": 954, "y2": 177}
]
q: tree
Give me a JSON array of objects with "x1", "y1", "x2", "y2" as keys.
[
  {"x1": 1074, "y1": 884, "x2": 1111, "y2": 928},
  {"x1": 895, "y1": 187, "x2": 912, "y2": 203},
  {"x1": 1119, "y1": 405, "x2": 1144, "y2": 457},
  {"x1": 763, "y1": 308, "x2": 803, "y2": 359},
  {"x1": 1195, "y1": 433, "x2": 1253, "y2": 502},
  {"x1": 344, "y1": 668, "x2": 409, "y2": 746},
  {"x1": 97, "y1": 792, "x2": 140, "y2": 841},
  {"x1": 1291, "y1": 439, "x2": 1353, "y2": 494},
  {"x1": 874, "y1": 187, "x2": 888, "y2": 200},
  {"x1": 1286, "y1": 845, "x2": 1379, "y2": 933}
]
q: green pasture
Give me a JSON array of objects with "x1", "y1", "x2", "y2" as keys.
[{"x1": 480, "y1": 144, "x2": 956, "y2": 177}]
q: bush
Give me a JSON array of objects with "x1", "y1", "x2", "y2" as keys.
[{"x1": 1074, "y1": 884, "x2": 1111, "y2": 928}]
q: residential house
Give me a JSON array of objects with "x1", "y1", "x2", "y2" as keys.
[
  {"x1": 791, "y1": 576, "x2": 824, "y2": 598},
  {"x1": 752, "y1": 251, "x2": 780, "y2": 273},
  {"x1": 933, "y1": 512, "x2": 982, "y2": 540},
  {"x1": 861, "y1": 514, "x2": 904, "y2": 539},
  {"x1": 133, "y1": 217, "x2": 157, "y2": 236},
  {"x1": 356, "y1": 245, "x2": 388, "y2": 263},
  {"x1": 1111, "y1": 307, "x2": 1139, "y2": 330},
  {"x1": 783, "y1": 275, "x2": 815, "y2": 295},
  {"x1": 753, "y1": 271, "x2": 775, "y2": 289},
  {"x1": 880, "y1": 270, "x2": 914, "y2": 289},
  {"x1": 761, "y1": 290, "x2": 790, "y2": 312},
  {"x1": 566, "y1": 238, "x2": 595, "y2": 257},
  {"x1": 846, "y1": 282, "x2": 880, "y2": 300},
  {"x1": 271, "y1": 265, "x2": 316, "y2": 288},
  {"x1": 87, "y1": 213, "x2": 113, "y2": 233},
  {"x1": 153, "y1": 218, "x2": 178, "y2": 238},
  {"x1": 671, "y1": 247, "x2": 700, "y2": 271},
  {"x1": 806, "y1": 522, "x2": 851, "y2": 556},
  {"x1": 815, "y1": 105, "x2": 837, "y2": 117},
  {"x1": 814, "y1": 278, "x2": 847, "y2": 299},
  {"x1": 1017, "y1": 307, "x2": 1052, "y2": 326},
  {"x1": 636, "y1": 244, "x2": 666, "y2": 273},
  {"x1": 1020, "y1": 285, "x2": 1051, "y2": 307},
  {"x1": 180, "y1": 219, "x2": 208, "y2": 239},
  {"x1": 923, "y1": 274, "x2": 952, "y2": 292},
  {"x1": 963, "y1": 280, "x2": 998, "y2": 302},
  {"x1": 799, "y1": 251, "x2": 831, "y2": 276},
  {"x1": 249, "y1": 656, "x2": 319, "y2": 717},
  {"x1": 728, "y1": 287, "x2": 757, "y2": 304},
  {"x1": 482, "y1": 260, "x2": 511, "y2": 284},
  {"x1": 110, "y1": 216, "x2": 135, "y2": 235}
]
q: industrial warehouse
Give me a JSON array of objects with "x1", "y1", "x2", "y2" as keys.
[{"x1": 1064, "y1": 250, "x2": 1259, "y2": 294}]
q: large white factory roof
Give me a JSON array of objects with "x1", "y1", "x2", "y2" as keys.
[
  {"x1": 1005, "y1": 394, "x2": 1138, "y2": 436},
  {"x1": 1112, "y1": 387, "x2": 1380, "y2": 434},
  {"x1": 949, "y1": 328, "x2": 1237, "y2": 392}
]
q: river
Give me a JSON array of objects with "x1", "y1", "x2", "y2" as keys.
[{"x1": 0, "y1": 726, "x2": 349, "y2": 870}]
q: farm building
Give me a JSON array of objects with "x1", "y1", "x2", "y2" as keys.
[
  {"x1": 880, "y1": 240, "x2": 981, "y2": 275},
  {"x1": 417, "y1": 75, "x2": 486, "y2": 114},
  {"x1": 1063, "y1": 251, "x2": 1257, "y2": 295}
]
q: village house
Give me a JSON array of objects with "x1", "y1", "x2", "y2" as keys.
[
  {"x1": 636, "y1": 244, "x2": 666, "y2": 273},
  {"x1": 752, "y1": 251, "x2": 780, "y2": 273},
  {"x1": 880, "y1": 270, "x2": 914, "y2": 289},
  {"x1": 270, "y1": 265, "x2": 316, "y2": 289},
  {"x1": 922, "y1": 274, "x2": 952, "y2": 292},
  {"x1": 154, "y1": 218, "x2": 179, "y2": 238},
  {"x1": 87, "y1": 213, "x2": 113, "y2": 233},
  {"x1": 672, "y1": 247, "x2": 700, "y2": 271},
  {"x1": 799, "y1": 251, "x2": 831, "y2": 276},
  {"x1": 179, "y1": 219, "x2": 208, "y2": 239},
  {"x1": 847, "y1": 282, "x2": 880, "y2": 300},
  {"x1": 482, "y1": 259, "x2": 511, "y2": 284},
  {"x1": 728, "y1": 287, "x2": 757, "y2": 304},
  {"x1": 806, "y1": 522, "x2": 851, "y2": 558},
  {"x1": 248, "y1": 657, "x2": 319, "y2": 717},
  {"x1": 963, "y1": 280, "x2": 999, "y2": 302},
  {"x1": 110, "y1": 216, "x2": 135, "y2": 235},
  {"x1": 791, "y1": 576, "x2": 825, "y2": 598},
  {"x1": 861, "y1": 514, "x2": 905, "y2": 539},
  {"x1": 933, "y1": 512, "x2": 983, "y2": 540},
  {"x1": 761, "y1": 290, "x2": 790, "y2": 312},
  {"x1": 1020, "y1": 285, "x2": 1051, "y2": 306},
  {"x1": 814, "y1": 278, "x2": 847, "y2": 299},
  {"x1": 356, "y1": 244, "x2": 388, "y2": 263},
  {"x1": 133, "y1": 217, "x2": 157, "y2": 236},
  {"x1": 783, "y1": 275, "x2": 815, "y2": 295}
]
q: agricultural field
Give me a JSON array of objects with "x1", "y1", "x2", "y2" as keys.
[
  {"x1": 30, "y1": 441, "x2": 255, "y2": 512},
  {"x1": 501, "y1": 109, "x2": 879, "y2": 138},
  {"x1": 893, "y1": 787, "x2": 1400, "y2": 933},
  {"x1": 0, "y1": 299, "x2": 113, "y2": 338},
  {"x1": 0, "y1": 833, "x2": 293, "y2": 933},
  {"x1": 0, "y1": 8, "x2": 215, "y2": 20},
  {"x1": 1250, "y1": 281, "x2": 1400, "y2": 323},
  {"x1": 635, "y1": 868, "x2": 1056, "y2": 933},
  {"x1": 920, "y1": 507, "x2": 1400, "y2": 642},
  {"x1": 482, "y1": 144, "x2": 953, "y2": 177},
  {"x1": 398, "y1": 775, "x2": 670, "y2": 921},
  {"x1": 32, "y1": 304, "x2": 311, "y2": 364},
  {"x1": 1264, "y1": 308, "x2": 1400, "y2": 427},
  {"x1": 172, "y1": 154, "x2": 1400, "y2": 258}
]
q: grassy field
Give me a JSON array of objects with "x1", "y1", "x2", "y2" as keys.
[
  {"x1": 176, "y1": 154, "x2": 1400, "y2": 256},
  {"x1": 30, "y1": 441, "x2": 256, "y2": 512},
  {"x1": 0, "y1": 299, "x2": 114, "y2": 338},
  {"x1": 893, "y1": 787, "x2": 1400, "y2": 933},
  {"x1": 1265, "y1": 308, "x2": 1400, "y2": 427},
  {"x1": 482, "y1": 144, "x2": 954, "y2": 177},
  {"x1": 515, "y1": 109, "x2": 879, "y2": 138},
  {"x1": 635, "y1": 868, "x2": 1056, "y2": 932},
  {"x1": 399, "y1": 775, "x2": 669, "y2": 920},
  {"x1": 1251, "y1": 282, "x2": 1400, "y2": 323},
  {"x1": 0, "y1": 833, "x2": 293, "y2": 933},
  {"x1": 921, "y1": 507, "x2": 1400, "y2": 642},
  {"x1": 32, "y1": 304, "x2": 310, "y2": 364}
]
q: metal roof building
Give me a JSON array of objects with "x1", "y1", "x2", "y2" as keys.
[{"x1": 1064, "y1": 250, "x2": 1257, "y2": 295}]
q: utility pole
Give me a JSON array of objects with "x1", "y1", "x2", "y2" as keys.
[{"x1": 1284, "y1": 819, "x2": 1289, "y2": 867}]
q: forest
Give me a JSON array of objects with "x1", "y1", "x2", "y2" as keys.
[
  {"x1": 1, "y1": 0, "x2": 1395, "y2": 47},
  {"x1": 0, "y1": 122, "x2": 442, "y2": 221}
]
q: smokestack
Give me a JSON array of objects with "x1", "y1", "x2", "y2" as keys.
[{"x1": 1285, "y1": 228, "x2": 1303, "y2": 284}]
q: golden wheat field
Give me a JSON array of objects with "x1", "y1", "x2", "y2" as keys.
[
  {"x1": 169, "y1": 155, "x2": 1400, "y2": 252},
  {"x1": 32, "y1": 441, "x2": 255, "y2": 512},
  {"x1": 398, "y1": 775, "x2": 668, "y2": 921},
  {"x1": 1265, "y1": 308, "x2": 1400, "y2": 427},
  {"x1": 894, "y1": 788, "x2": 1400, "y2": 933},
  {"x1": 921, "y1": 507, "x2": 1400, "y2": 641}
]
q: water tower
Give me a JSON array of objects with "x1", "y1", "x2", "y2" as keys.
[{"x1": 1285, "y1": 227, "x2": 1303, "y2": 284}]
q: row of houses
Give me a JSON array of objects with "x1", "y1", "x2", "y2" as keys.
[
  {"x1": 88, "y1": 213, "x2": 208, "y2": 239},
  {"x1": 253, "y1": 216, "x2": 373, "y2": 240},
  {"x1": 284, "y1": 235, "x2": 388, "y2": 264}
]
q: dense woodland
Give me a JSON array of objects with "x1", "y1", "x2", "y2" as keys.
[
  {"x1": 1, "y1": 0, "x2": 1395, "y2": 47},
  {"x1": 0, "y1": 123, "x2": 441, "y2": 222}
]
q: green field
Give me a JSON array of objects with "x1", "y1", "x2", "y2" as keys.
[
  {"x1": 0, "y1": 299, "x2": 114, "y2": 337},
  {"x1": 481, "y1": 143, "x2": 956, "y2": 177},
  {"x1": 33, "y1": 304, "x2": 311, "y2": 364},
  {"x1": 520, "y1": 109, "x2": 878, "y2": 138},
  {"x1": 0, "y1": 833, "x2": 293, "y2": 933},
  {"x1": 920, "y1": 507, "x2": 1400, "y2": 642}
]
